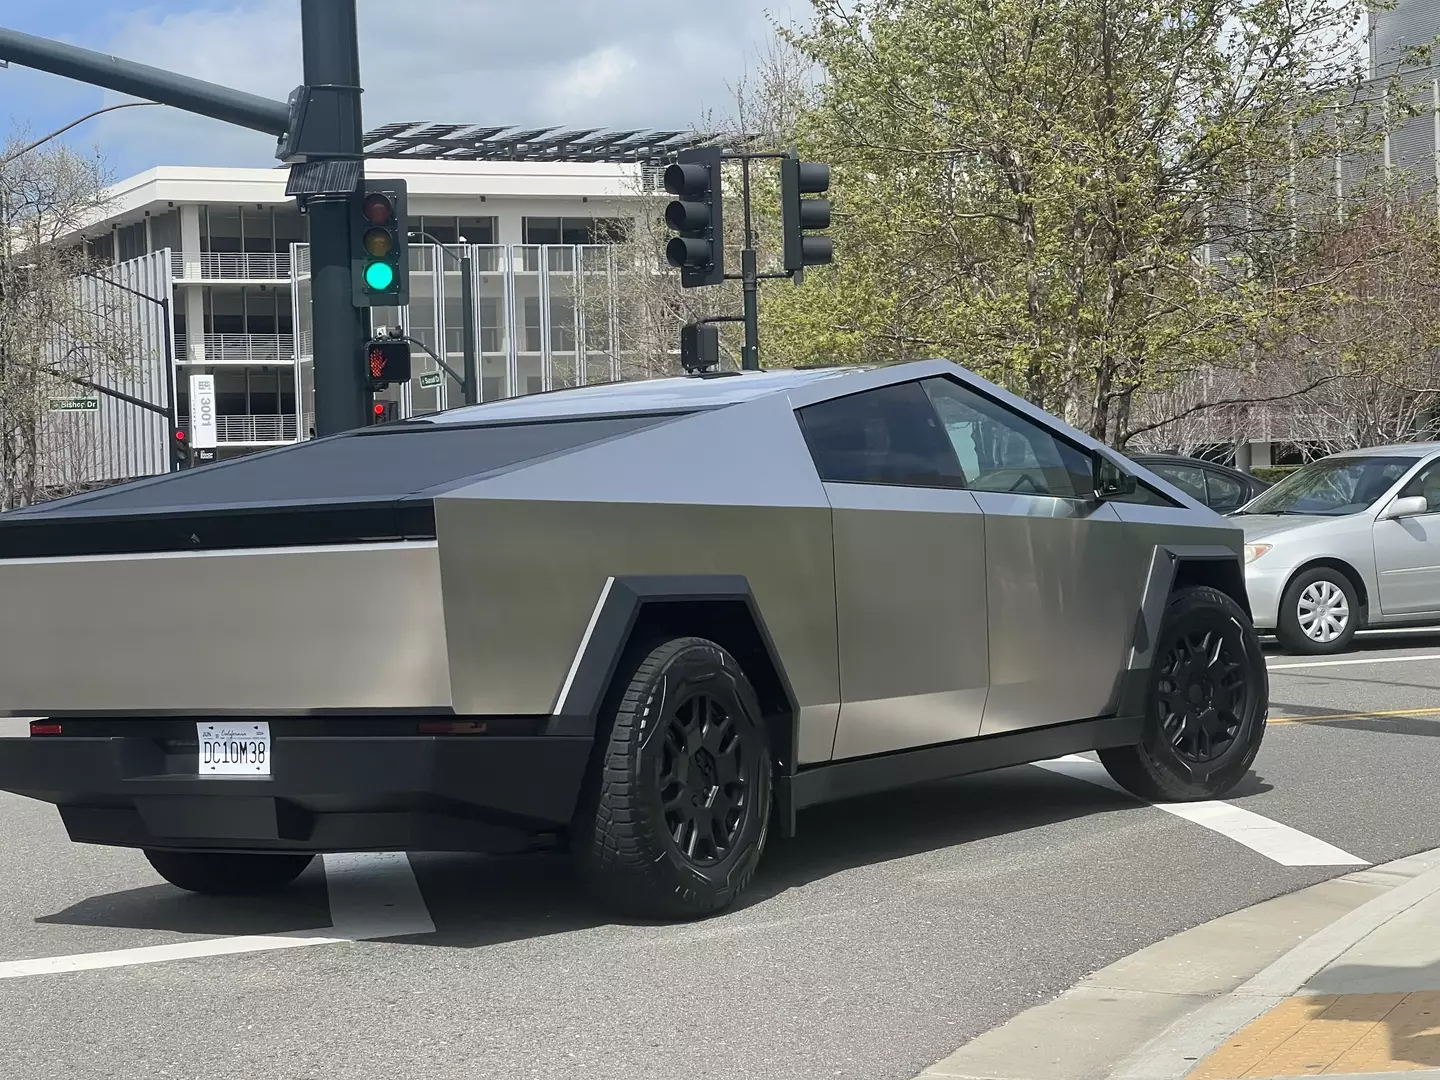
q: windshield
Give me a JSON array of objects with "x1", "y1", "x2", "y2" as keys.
[{"x1": 1240, "y1": 455, "x2": 1420, "y2": 516}]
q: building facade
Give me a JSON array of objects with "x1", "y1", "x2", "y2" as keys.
[{"x1": 51, "y1": 131, "x2": 698, "y2": 480}]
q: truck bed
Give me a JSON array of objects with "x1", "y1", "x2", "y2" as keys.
[{"x1": 0, "y1": 413, "x2": 671, "y2": 716}]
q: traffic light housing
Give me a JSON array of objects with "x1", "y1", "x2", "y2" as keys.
[
  {"x1": 365, "y1": 338, "x2": 412, "y2": 391},
  {"x1": 664, "y1": 147, "x2": 724, "y2": 288},
  {"x1": 170, "y1": 428, "x2": 190, "y2": 470},
  {"x1": 781, "y1": 154, "x2": 833, "y2": 272},
  {"x1": 351, "y1": 179, "x2": 409, "y2": 307},
  {"x1": 370, "y1": 400, "x2": 398, "y2": 425},
  {"x1": 680, "y1": 322, "x2": 720, "y2": 373}
]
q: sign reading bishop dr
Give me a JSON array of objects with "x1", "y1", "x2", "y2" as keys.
[{"x1": 189, "y1": 374, "x2": 217, "y2": 449}]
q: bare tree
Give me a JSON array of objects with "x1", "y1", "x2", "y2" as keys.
[
  {"x1": 0, "y1": 132, "x2": 130, "y2": 509},
  {"x1": 1127, "y1": 200, "x2": 1440, "y2": 455},
  {"x1": 586, "y1": 33, "x2": 823, "y2": 378}
]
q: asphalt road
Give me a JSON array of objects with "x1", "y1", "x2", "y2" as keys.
[{"x1": 3, "y1": 632, "x2": 1440, "y2": 1080}]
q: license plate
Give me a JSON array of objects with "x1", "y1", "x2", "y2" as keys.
[{"x1": 197, "y1": 721, "x2": 271, "y2": 777}]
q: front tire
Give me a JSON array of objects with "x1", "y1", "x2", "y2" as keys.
[
  {"x1": 572, "y1": 636, "x2": 773, "y2": 920},
  {"x1": 145, "y1": 850, "x2": 315, "y2": 896},
  {"x1": 1276, "y1": 567, "x2": 1359, "y2": 654},
  {"x1": 1100, "y1": 585, "x2": 1268, "y2": 801}
]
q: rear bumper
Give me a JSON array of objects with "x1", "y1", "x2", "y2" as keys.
[{"x1": 0, "y1": 732, "x2": 593, "y2": 854}]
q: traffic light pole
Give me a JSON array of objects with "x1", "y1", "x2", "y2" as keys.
[
  {"x1": 410, "y1": 231, "x2": 479, "y2": 405},
  {"x1": 80, "y1": 269, "x2": 178, "y2": 428},
  {"x1": 1, "y1": 7, "x2": 376, "y2": 438},
  {"x1": 300, "y1": 0, "x2": 371, "y2": 437},
  {"x1": 740, "y1": 159, "x2": 760, "y2": 372},
  {"x1": 693, "y1": 150, "x2": 809, "y2": 373},
  {"x1": 379, "y1": 330, "x2": 464, "y2": 387},
  {"x1": 44, "y1": 368, "x2": 169, "y2": 419}
]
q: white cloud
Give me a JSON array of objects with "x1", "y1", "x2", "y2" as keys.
[
  {"x1": 78, "y1": 0, "x2": 805, "y2": 176},
  {"x1": 542, "y1": 44, "x2": 642, "y2": 117}
]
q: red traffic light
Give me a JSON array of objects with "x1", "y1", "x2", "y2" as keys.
[
  {"x1": 373, "y1": 402, "x2": 386, "y2": 416},
  {"x1": 362, "y1": 193, "x2": 394, "y2": 225},
  {"x1": 173, "y1": 429, "x2": 185, "y2": 441}
]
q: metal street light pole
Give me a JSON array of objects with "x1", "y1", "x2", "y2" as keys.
[
  {"x1": 0, "y1": 102, "x2": 162, "y2": 167},
  {"x1": 410, "y1": 230, "x2": 478, "y2": 405},
  {"x1": 0, "y1": 9, "x2": 371, "y2": 433}
]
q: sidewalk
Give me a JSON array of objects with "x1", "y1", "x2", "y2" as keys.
[
  {"x1": 1184, "y1": 886, "x2": 1440, "y2": 1078},
  {"x1": 915, "y1": 848, "x2": 1440, "y2": 1080}
]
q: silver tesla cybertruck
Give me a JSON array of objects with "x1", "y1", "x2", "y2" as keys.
[{"x1": 0, "y1": 360, "x2": 1268, "y2": 918}]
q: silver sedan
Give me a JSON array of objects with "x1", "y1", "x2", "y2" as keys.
[{"x1": 1239, "y1": 442, "x2": 1440, "y2": 653}]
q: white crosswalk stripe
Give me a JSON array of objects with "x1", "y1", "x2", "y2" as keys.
[
  {"x1": 0, "y1": 851, "x2": 434, "y2": 980},
  {"x1": 1034, "y1": 754, "x2": 1369, "y2": 867}
]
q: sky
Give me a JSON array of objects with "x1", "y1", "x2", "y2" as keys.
[{"x1": 2, "y1": 0, "x2": 801, "y2": 181}]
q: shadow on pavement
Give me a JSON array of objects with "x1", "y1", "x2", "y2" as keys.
[
  {"x1": 30, "y1": 762, "x2": 1267, "y2": 949},
  {"x1": 34, "y1": 859, "x2": 334, "y2": 937},
  {"x1": 1268, "y1": 695, "x2": 1440, "y2": 738},
  {"x1": 1288, "y1": 957, "x2": 1440, "y2": 1070},
  {"x1": 1265, "y1": 629, "x2": 1440, "y2": 658},
  {"x1": 1219, "y1": 769, "x2": 1274, "y2": 799}
]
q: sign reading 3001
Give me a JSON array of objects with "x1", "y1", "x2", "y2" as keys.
[{"x1": 189, "y1": 375, "x2": 218, "y2": 450}]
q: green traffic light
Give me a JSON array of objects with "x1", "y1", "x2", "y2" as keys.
[{"x1": 364, "y1": 261, "x2": 396, "y2": 291}]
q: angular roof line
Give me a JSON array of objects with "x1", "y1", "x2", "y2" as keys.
[{"x1": 363, "y1": 123, "x2": 759, "y2": 164}]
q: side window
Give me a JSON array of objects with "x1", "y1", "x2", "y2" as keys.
[
  {"x1": 1400, "y1": 460, "x2": 1440, "y2": 511},
  {"x1": 797, "y1": 381, "x2": 966, "y2": 488},
  {"x1": 1152, "y1": 463, "x2": 1209, "y2": 503},
  {"x1": 920, "y1": 377, "x2": 1093, "y2": 498},
  {"x1": 1206, "y1": 470, "x2": 1246, "y2": 512}
]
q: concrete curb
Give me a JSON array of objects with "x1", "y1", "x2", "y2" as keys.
[
  {"x1": 1113, "y1": 851, "x2": 1440, "y2": 1079},
  {"x1": 913, "y1": 847, "x2": 1440, "y2": 1080}
]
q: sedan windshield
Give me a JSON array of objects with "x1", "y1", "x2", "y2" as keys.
[{"x1": 1239, "y1": 455, "x2": 1420, "y2": 517}]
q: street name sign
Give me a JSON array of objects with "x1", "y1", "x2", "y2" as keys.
[{"x1": 48, "y1": 397, "x2": 98, "y2": 412}]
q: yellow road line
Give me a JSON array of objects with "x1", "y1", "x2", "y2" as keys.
[{"x1": 1269, "y1": 707, "x2": 1440, "y2": 725}]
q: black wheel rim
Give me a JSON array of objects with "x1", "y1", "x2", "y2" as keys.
[
  {"x1": 658, "y1": 690, "x2": 749, "y2": 867},
  {"x1": 1155, "y1": 622, "x2": 1252, "y2": 764}
]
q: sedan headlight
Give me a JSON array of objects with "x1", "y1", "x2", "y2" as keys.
[{"x1": 1244, "y1": 543, "x2": 1272, "y2": 565}]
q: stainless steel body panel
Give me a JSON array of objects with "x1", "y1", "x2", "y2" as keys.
[
  {"x1": 0, "y1": 358, "x2": 1247, "y2": 767},
  {"x1": 432, "y1": 393, "x2": 843, "y2": 763},
  {"x1": 825, "y1": 482, "x2": 989, "y2": 760},
  {"x1": 0, "y1": 542, "x2": 451, "y2": 715},
  {"x1": 974, "y1": 494, "x2": 1138, "y2": 733}
]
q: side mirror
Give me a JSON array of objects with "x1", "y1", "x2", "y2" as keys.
[
  {"x1": 1380, "y1": 495, "x2": 1429, "y2": 520},
  {"x1": 1094, "y1": 454, "x2": 1137, "y2": 500}
]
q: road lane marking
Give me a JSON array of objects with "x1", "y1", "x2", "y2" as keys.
[
  {"x1": 1269, "y1": 707, "x2": 1440, "y2": 725},
  {"x1": 321, "y1": 851, "x2": 434, "y2": 937},
  {"x1": 1269, "y1": 652, "x2": 1440, "y2": 670},
  {"x1": 0, "y1": 851, "x2": 433, "y2": 980},
  {"x1": 1035, "y1": 755, "x2": 1369, "y2": 867}
]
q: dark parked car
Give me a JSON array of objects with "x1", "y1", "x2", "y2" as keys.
[{"x1": 1130, "y1": 453, "x2": 1270, "y2": 514}]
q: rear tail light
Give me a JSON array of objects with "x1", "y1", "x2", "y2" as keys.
[{"x1": 29, "y1": 722, "x2": 62, "y2": 736}]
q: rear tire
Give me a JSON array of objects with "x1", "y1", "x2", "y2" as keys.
[
  {"x1": 144, "y1": 850, "x2": 315, "y2": 896},
  {"x1": 1275, "y1": 567, "x2": 1359, "y2": 655},
  {"x1": 1100, "y1": 585, "x2": 1268, "y2": 802},
  {"x1": 572, "y1": 636, "x2": 772, "y2": 920}
]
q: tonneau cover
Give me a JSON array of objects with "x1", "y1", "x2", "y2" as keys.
[{"x1": 0, "y1": 413, "x2": 671, "y2": 558}]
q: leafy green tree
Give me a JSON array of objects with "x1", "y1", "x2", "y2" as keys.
[{"x1": 762, "y1": 0, "x2": 1422, "y2": 444}]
